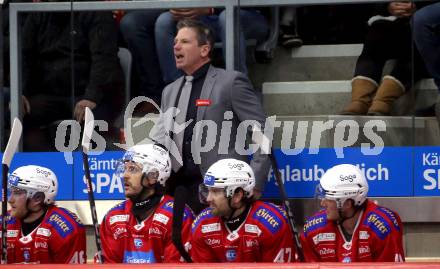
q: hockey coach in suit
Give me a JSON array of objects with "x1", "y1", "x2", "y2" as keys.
[{"x1": 150, "y1": 19, "x2": 270, "y2": 213}]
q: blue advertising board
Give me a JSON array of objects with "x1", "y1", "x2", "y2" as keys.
[
  {"x1": 262, "y1": 147, "x2": 413, "y2": 198},
  {"x1": 0, "y1": 152, "x2": 74, "y2": 200},
  {"x1": 1, "y1": 146, "x2": 439, "y2": 200},
  {"x1": 414, "y1": 147, "x2": 440, "y2": 196},
  {"x1": 73, "y1": 151, "x2": 125, "y2": 200}
]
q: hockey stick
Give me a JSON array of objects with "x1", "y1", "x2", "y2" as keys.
[
  {"x1": 251, "y1": 126, "x2": 304, "y2": 261},
  {"x1": 1, "y1": 118, "x2": 22, "y2": 264},
  {"x1": 268, "y1": 149, "x2": 304, "y2": 262},
  {"x1": 81, "y1": 107, "x2": 104, "y2": 263},
  {"x1": 172, "y1": 185, "x2": 192, "y2": 263}
]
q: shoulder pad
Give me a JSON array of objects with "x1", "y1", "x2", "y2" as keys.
[
  {"x1": 46, "y1": 211, "x2": 75, "y2": 238},
  {"x1": 303, "y1": 212, "x2": 327, "y2": 237},
  {"x1": 109, "y1": 200, "x2": 127, "y2": 212},
  {"x1": 192, "y1": 208, "x2": 213, "y2": 233},
  {"x1": 363, "y1": 212, "x2": 391, "y2": 240},
  {"x1": 376, "y1": 207, "x2": 401, "y2": 231},
  {"x1": 252, "y1": 204, "x2": 284, "y2": 234},
  {"x1": 1, "y1": 215, "x2": 16, "y2": 225},
  {"x1": 58, "y1": 208, "x2": 84, "y2": 226},
  {"x1": 264, "y1": 202, "x2": 288, "y2": 218},
  {"x1": 160, "y1": 200, "x2": 174, "y2": 213}
]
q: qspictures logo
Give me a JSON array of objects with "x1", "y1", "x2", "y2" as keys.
[{"x1": 54, "y1": 96, "x2": 386, "y2": 165}]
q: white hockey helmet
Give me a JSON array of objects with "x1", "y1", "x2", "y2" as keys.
[
  {"x1": 8, "y1": 165, "x2": 58, "y2": 205},
  {"x1": 316, "y1": 164, "x2": 369, "y2": 208},
  {"x1": 202, "y1": 159, "x2": 255, "y2": 200},
  {"x1": 116, "y1": 144, "x2": 171, "y2": 186}
]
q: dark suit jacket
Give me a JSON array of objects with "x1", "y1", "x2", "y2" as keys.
[{"x1": 150, "y1": 65, "x2": 270, "y2": 191}]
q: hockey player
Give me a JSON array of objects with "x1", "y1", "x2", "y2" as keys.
[
  {"x1": 4, "y1": 165, "x2": 86, "y2": 264},
  {"x1": 191, "y1": 158, "x2": 296, "y2": 263},
  {"x1": 301, "y1": 164, "x2": 404, "y2": 262},
  {"x1": 99, "y1": 144, "x2": 194, "y2": 263}
]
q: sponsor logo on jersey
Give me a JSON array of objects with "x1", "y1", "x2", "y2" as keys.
[
  {"x1": 226, "y1": 249, "x2": 237, "y2": 261},
  {"x1": 113, "y1": 227, "x2": 127, "y2": 239},
  {"x1": 1, "y1": 215, "x2": 16, "y2": 225},
  {"x1": 123, "y1": 250, "x2": 156, "y2": 264},
  {"x1": 377, "y1": 207, "x2": 400, "y2": 231},
  {"x1": 244, "y1": 224, "x2": 261, "y2": 235},
  {"x1": 201, "y1": 223, "x2": 221, "y2": 233},
  {"x1": 35, "y1": 241, "x2": 48, "y2": 249},
  {"x1": 359, "y1": 231, "x2": 370, "y2": 240},
  {"x1": 134, "y1": 222, "x2": 145, "y2": 231},
  {"x1": 342, "y1": 256, "x2": 352, "y2": 263},
  {"x1": 23, "y1": 249, "x2": 31, "y2": 262},
  {"x1": 319, "y1": 247, "x2": 335, "y2": 256},
  {"x1": 7, "y1": 230, "x2": 18, "y2": 238},
  {"x1": 161, "y1": 201, "x2": 174, "y2": 213},
  {"x1": 364, "y1": 212, "x2": 391, "y2": 240},
  {"x1": 36, "y1": 228, "x2": 51, "y2": 237},
  {"x1": 303, "y1": 213, "x2": 327, "y2": 236},
  {"x1": 109, "y1": 214, "x2": 129, "y2": 225},
  {"x1": 48, "y1": 213, "x2": 74, "y2": 238},
  {"x1": 192, "y1": 208, "x2": 213, "y2": 232},
  {"x1": 205, "y1": 238, "x2": 220, "y2": 246},
  {"x1": 358, "y1": 245, "x2": 370, "y2": 255},
  {"x1": 312, "y1": 233, "x2": 336, "y2": 245},
  {"x1": 153, "y1": 213, "x2": 169, "y2": 225},
  {"x1": 148, "y1": 227, "x2": 162, "y2": 236},
  {"x1": 342, "y1": 242, "x2": 352, "y2": 250},
  {"x1": 19, "y1": 235, "x2": 32, "y2": 244},
  {"x1": 253, "y1": 206, "x2": 282, "y2": 234},
  {"x1": 134, "y1": 239, "x2": 143, "y2": 248},
  {"x1": 245, "y1": 239, "x2": 258, "y2": 248}
]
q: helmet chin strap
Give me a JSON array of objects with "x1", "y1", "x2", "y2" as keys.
[
  {"x1": 23, "y1": 197, "x2": 46, "y2": 222},
  {"x1": 336, "y1": 199, "x2": 364, "y2": 225},
  {"x1": 226, "y1": 197, "x2": 237, "y2": 220}
]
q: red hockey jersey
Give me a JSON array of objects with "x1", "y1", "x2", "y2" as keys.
[
  {"x1": 190, "y1": 201, "x2": 296, "y2": 262},
  {"x1": 100, "y1": 195, "x2": 194, "y2": 263},
  {"x1": 2, "y1": 205, "x2": 86, "y2": 264},
  {"x1": 301, "y1": 200, "x2": 404, "y2": 262}
]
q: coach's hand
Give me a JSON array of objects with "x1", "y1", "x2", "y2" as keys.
[
  {"x1": 74, "y1": 99, "x2": 96, "y2": 122},
  {"x1": 21, "y1": 95, "x2": 31, "y2": 115}
]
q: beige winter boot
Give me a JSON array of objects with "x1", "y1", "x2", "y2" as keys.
[
  {"x1": 341, "y1": 76, "x2": 378, "y2": 115},
  {"x1": 368, "y1": 75, "x2": 405, "y2": 116}
]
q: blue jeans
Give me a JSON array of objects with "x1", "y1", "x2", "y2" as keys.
[
  {"x1": 155, "y1": 9, "x2": 269, "y2": 84},
  {"x1": 413, "y1": 2, "x2": 440, "y2": 90},
  {"x1": 120, "y1": 10, "x2": 164, "y2": 102}
]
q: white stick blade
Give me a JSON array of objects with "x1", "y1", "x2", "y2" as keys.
[
  {"x1": 81, "y1": 107, "x2": 95, "y2": 154},
  {"x1": 2, "y1": 118, "x2": 23, "y2": 166}
]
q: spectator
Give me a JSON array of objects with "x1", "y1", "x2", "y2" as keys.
[
  {"x1": 413, "y1": 2, "x2": 440, "y2": 119},
  {"x1": 342, "y1": 2, "x2": 427, "y2": 116},
  {"x1": 150, "y1": 19, "x2": 270, "y2": 214},
  {"x1": 191, "y1": 158, "x2": 297, "y2": 262},
  {"x1": 99, "y1": 144, "x2": 194, "y2": 263},
  {"x1": 21, "y1": 9, "x2": 124, "y2": 151},
  {"x1": 155, "y1": 7, "x2": 269, "y2": 84},
  {"x1": 279, "y1": 7, "x2": 303, "y2": 48},
  {"x1": 301, "y1": 164, "x2": 404, "y2": 262},
  {"x1": 119, "y1": 10, "x2": 165, "y2": 114},
  {"x1": 4, "y1": 165, "x2": 86, "y2": 263}
]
